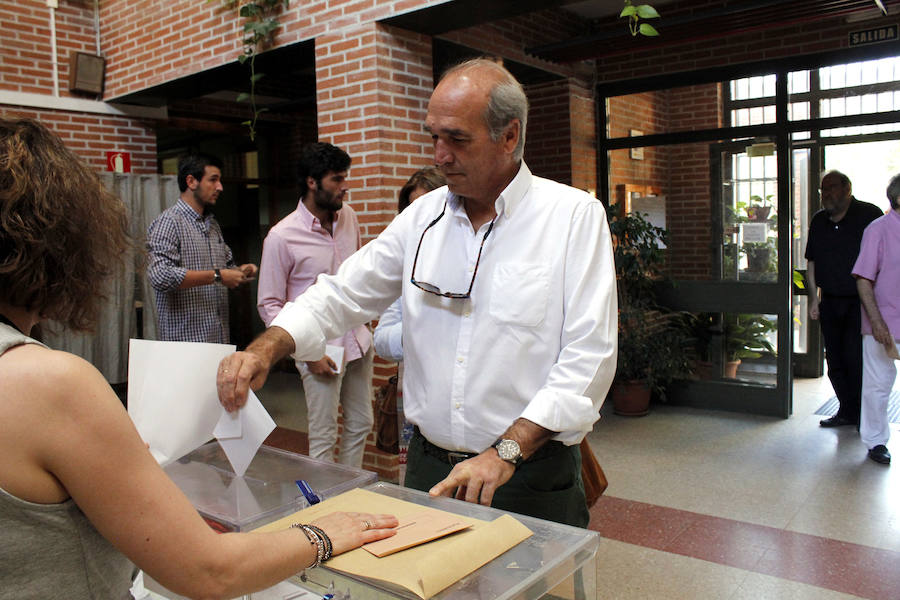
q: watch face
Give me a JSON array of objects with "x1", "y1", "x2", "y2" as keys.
[{"x1": 496, "y1": 439, "x2": 521, "y2": 462}]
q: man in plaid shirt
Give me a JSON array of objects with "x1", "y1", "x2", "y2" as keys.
[{"x1": 147, "y1": 154, "x2": 258, "y2": 343}]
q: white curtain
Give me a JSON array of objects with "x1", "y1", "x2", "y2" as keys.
[{"x1": 41, "y1": 173, "x2": 178, "y2": 384}]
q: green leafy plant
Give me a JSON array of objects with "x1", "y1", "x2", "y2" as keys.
[
  {"x1": 219, "y1": 0, "x2": 290, "y2": 140},
  {"x1": 682, "y1": 312, "x2": 776, "y2": 370},
  {"x1": 620, "y1": 0, "x2": 660, "y2": 37},
  {"x1": 746, "y1": 194, "x2": 773, "y2": 222},
  {"x1": 608, "y1": 206, "x2": 691, "y2": 398},
  {"x1": 724, "y1": 313, "x2": 776, "y2": 361}
]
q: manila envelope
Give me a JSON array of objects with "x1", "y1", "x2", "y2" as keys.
[
  {"x1": 363, "y1": 510, "x2": 471, "y2": 557},
  {"x1": 254, "y1": 488, "x2": 532, "y2": 599}
]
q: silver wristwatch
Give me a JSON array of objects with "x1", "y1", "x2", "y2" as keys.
[
  {"x1": 492, "y1": 438, "x2": 523, "y2": 467},
  {"x1": 213, "y1": 268, "x2": 222, "y2": 285}
]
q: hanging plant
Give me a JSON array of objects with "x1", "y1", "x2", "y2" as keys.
[
  {"x1": 219, "y1": 0, "x2": 290, "y2": 141},
  {"x1": 620, "y1": 0, "x2": 660, "y2": 37}
]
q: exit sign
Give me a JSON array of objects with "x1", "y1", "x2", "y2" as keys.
[{"x1": 849, "y1": 24, "x2": 898, "y2": 46}]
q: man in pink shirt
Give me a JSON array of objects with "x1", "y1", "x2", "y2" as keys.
[
  {"x1": 852, "y1": 173, "x2": 900, "y2": 465},
  {"x1": 257, "y1": 143, "x2": 373, "y2": 466}
]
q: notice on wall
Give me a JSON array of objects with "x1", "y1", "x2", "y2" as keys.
[
  {"x1": 631, "y1": 195, "x2": 667, "y2": 249},
  {"x1": 741, "y1": 222, "x2": 768, "y2": 243}
]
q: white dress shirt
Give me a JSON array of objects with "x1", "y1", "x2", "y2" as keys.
[
  {"x1": 373, "y1": 299, "x2": 403, "y2": 362},
  {"x1": 272, "y1": 162, "x2": 617, "y2": 452}
]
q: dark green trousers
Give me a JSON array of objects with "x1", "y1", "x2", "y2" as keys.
[{"x1": 404, "y1": 431, "x2": 589, "y2": 528}]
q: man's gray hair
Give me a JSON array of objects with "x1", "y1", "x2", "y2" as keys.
[
  {"x1": 441, "y1": 58, "x2": 529, "y2": 162},
  {"x1": 887, "y1": 173, "x2": 900, "y2": 209}
]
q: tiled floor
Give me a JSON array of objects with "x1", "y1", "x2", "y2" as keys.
[
  {"x1": 254, "y1": 372, "x2": 900, "y2": 599},
  {"x1": 586, "y1": 376, "x2": 900, "y2": 599}
]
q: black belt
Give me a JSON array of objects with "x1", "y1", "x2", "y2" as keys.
[{"x1": 413, "y1": 427, "x2": 566, "y2": 466}]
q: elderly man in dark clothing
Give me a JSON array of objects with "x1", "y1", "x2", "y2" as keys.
[{"x1": 805, "y1": 170, "x2": 883, "y2": 428}]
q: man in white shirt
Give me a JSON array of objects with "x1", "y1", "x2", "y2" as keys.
[{"x1": 217, "y1": 58, "x2": 617, "y2": 527}]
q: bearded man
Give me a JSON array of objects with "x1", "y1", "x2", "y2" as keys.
[
  {"x1": 256, "y1": 143, "x2": 373, "y2": 467},
  {"x1": 805, "y1": 169, "x2": 883, "y2": 429}
]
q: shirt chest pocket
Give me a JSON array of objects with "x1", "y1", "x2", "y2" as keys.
[{"x1": 489, "y1": 263, "x2": 550, "y2": 327}]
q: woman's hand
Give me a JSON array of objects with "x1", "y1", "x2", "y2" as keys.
[{"x1": 310, "y1": 511, "x2": 398, "y2": 557}]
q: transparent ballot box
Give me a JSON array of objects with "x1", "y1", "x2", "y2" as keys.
[
  {"x1": 163, "y1": 441, "x2": 377, "y2": 532},
  {"x1": 297, "y1": 482, "x2": 600, "y2": 600},
  {"x1": 143, "y1": 442, "x2": 377, "y2": 600}
]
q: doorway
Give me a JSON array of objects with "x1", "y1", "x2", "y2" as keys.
[{"x1": 600, "y1": 48, "x2": 900, "y2": 417}]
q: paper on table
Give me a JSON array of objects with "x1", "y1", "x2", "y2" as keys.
[
  {"x1": 255, "y1": 488, "x2": 532, "y2": 599},
  {"x1": 214, "y1": 390, "x2": 276, "y2": 476},
  {"x1": 363, "y1": 510, "x2": 471, "y2": 557},
  {"x1": 325, "y1": 344, "x2": 345, "y2": 374}
]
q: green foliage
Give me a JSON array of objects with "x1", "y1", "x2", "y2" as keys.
[
  {"x1": 216, "y1": 0, "x2": 290, "y2": 141},
  {"x1": 607, "y1": 206, "x2": 668, "y2": 310},
  {"x1": 725, "y1": 313, "x2": 776, "y2": 361},
  {"x1": 608, "y1": 206, "x2": 690, "y2": 398},
  {"x1": 682, "y1": 312, "x2": 777, "y2": 364},
  {"x1": 620, "y1": 0, "x2": 660, "y2": 37}
]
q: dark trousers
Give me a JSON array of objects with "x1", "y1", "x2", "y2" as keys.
[
  {"x1": 819, "y1": 295, "x2": 864, "y2": 424},
  {"x1": 404, "y1": 430, "x2": 590, "y2": 528}
]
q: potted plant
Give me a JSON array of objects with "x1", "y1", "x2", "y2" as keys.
[
  {"x1": 724, "y1": 313, "x2": 777, "y2": 376},
  {"x1": 744, "y1": 237, "x2": 777, "y2": 273},
  {"x1": 608, "y1": 205, "x2": 691, "y2": 415},
  {"x1": 683, "y1": 312, "x2": 776, "y2": 379},
  {"x1": 746, "y1": 194, "x2": 773, "y2": 222}
]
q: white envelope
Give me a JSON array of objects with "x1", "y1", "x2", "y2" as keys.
[
  {"x1": 127, "y1": 339, "x2": 275, "y2": 474},
  {"x1": 214, "y1": 390, "x2": 276, "y2": 476}
]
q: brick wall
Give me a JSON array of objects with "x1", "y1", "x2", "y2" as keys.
[
  {"x1": 100, "y1": 0, "x2": 450, "y2": 100},
  {"x1": 525, "y1": 79, "x2": 572, "y2": 185},
  {"x1": 314, "y1": 22, "x2": 433, "y2": 478},
  {"x1": 0, "y1": 106, "x2": 157, "y2": 173},
  {"x1": 608, "y1": 90, "x2": 668, "y2": 199},
  {"x1": 0, "y1": 1, "x2": 98, "y2": 98},
  {"x1": 315, "y1": 22, "x2": 434, "y2": 243},
  {"x1": 1, "y1": 2, "x2": 157, "y2": 172},
  {"x1": 570, "y1": 82, "x2": 597, "y2": 194},
  {"x1": 665, "y1": 84, "x2": 721, "y2": 280},
  {"x1": 524, "y1": 79, "x2": 598, "y2": 194}
]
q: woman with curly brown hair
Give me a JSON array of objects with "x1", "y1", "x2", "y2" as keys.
[{"x1": 0, "y1": 118, "x2": 396, "y2": 600}]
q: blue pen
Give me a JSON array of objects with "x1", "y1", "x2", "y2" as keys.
[{"x1": 295, "y1": 479, "x2": 321, "y2": 505}]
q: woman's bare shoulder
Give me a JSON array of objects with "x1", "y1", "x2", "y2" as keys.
[{"x1": 0, "y1": 343, "x2": 110, "y2": 409}]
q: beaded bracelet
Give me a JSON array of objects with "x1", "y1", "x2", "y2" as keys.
[
  {"x1": 305, "y1": 524, "x2": 333, "y2": 561},
  {"x1": 291, "y1": 523, "x2": 326, "y2": 568}
]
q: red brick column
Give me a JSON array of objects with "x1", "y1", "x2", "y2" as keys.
[
  {"x1": 315, "y1": 22, "x2": 433, "y2": 480},
  {"x1": 526, "y1": 79, "x2": 597, "y2": 194}
]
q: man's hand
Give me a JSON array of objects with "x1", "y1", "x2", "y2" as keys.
[
  {"x1": 428, "y1": 450, "x2": 515, "y2": 507},
  {"x1": 808, "y1": 297, "x2": 819, "y2": 320},
  {"x1": 240, "y1": 263, "x2": 259, "y2": 280},
  {"x1": 872, "y1": 318, "x2": 894, "y2": 346},
  {"x1": 220, "y1": 267, "x2": 249, "y2": 289},
  {"x1": 217, "y1": 351, "x2": 270, "y2": 412},
  {"x1": 306, "y1": 356, "x2": 338, "y2": 377}
]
